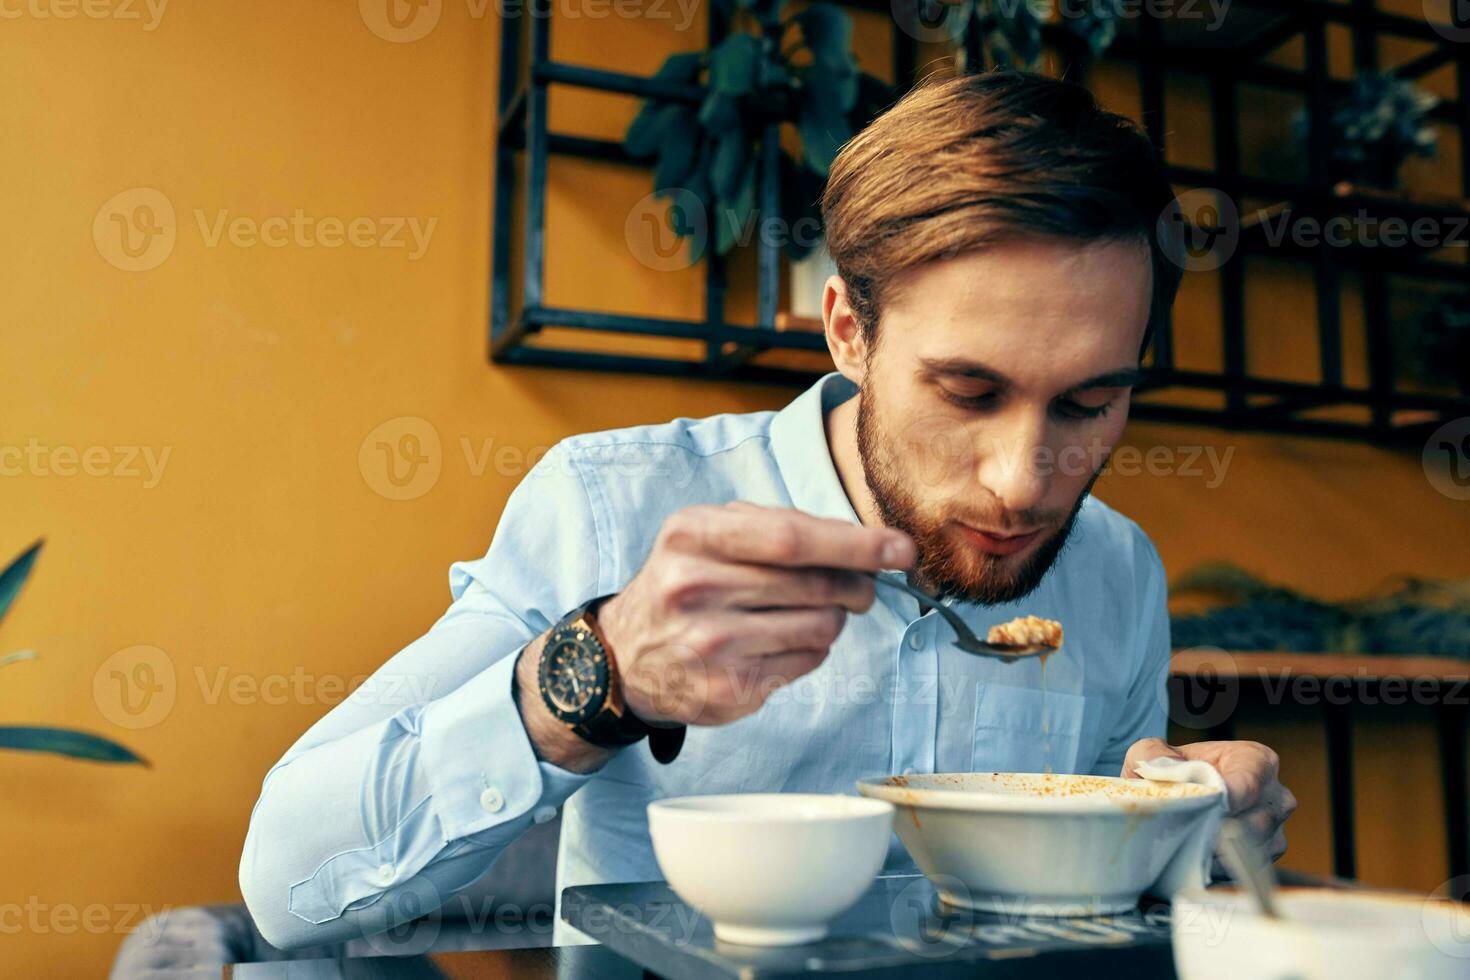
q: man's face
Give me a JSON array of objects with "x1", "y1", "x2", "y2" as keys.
[{"x1": 854, "y1": 236, "x2": 1151, "y2": 605}]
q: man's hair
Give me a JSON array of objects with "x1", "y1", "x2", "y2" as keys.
[{"x1": 821, "y1": 69, "x2": 1183, "y2": 355}]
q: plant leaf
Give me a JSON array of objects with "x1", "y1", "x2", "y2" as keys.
[
  {"x1": 798, "y1": 99, "x2": 851, "y2": 177},
  {"x1": 795, "y1": 4, "x2": 854, "y2": 70},
  {"x1": 716, "y1": 161, "x2": 759, "y2": 255},
  {"x1": 625, "y1": 103, "x2": 688, "y2": 160},
  {"x1": 697, "y1": 92, "x2": 741, "y2": 134},
  {"x1": 0, "y1": 650, "x2": 37, "y2": 670},
  {"x1": 653, "y1": 122, "x2": 701, "y2": 194},
  {"x1": 0, "y1": 725, "x2": 149, "y2": 766},
  {"x1": 0, "y1": 539, "x2": 43, "y2": 629},
  {"x1": 709, "y1": 34, "x2": 762, "y2": 97},
  {"x1": 709, "y1": 130, "x2": 748, "y2": 199}
]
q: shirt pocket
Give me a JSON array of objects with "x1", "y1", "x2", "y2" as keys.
[{"x1": 971, "y1": 684, "x2": 1088, "y2": 775}]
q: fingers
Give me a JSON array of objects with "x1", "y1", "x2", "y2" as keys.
[
  {"x1": 666, "y1": 503, "x2": 915, "y2": 572},
  {"x1": 684, "y1": 607, "x2": 849, "y2": 660},
  {"x1": 1121, "y1": 737, "x2": 1185, "y2": 778},
  {"x1": 1214, "y1": 742, "x2": 1280, "y2": 814},
  {"x1": 699, "y1": 562, "x2": 878, "y2": 613}
]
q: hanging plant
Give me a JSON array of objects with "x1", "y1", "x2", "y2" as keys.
[
  {"x1": 0, "y1": 540, "x2": 148, "y2": 766},
  {"x1": 965, "y1": 0, "x2": 1124, "y2": 71},
  {"x1": 622, "y1": 0, "x2": 894, "y2": 259},
  {"x1": 1293, "y1": 72, "x2": 1439, "y2": 188}
]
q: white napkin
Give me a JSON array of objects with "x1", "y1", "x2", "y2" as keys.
[{"x1": 1134, "y1": 756, "x2": 1230, "y2": 898}]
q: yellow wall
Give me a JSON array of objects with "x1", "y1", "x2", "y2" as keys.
[{"x1": 1, "y1": 4, "x2": 1466, "y2": 977}]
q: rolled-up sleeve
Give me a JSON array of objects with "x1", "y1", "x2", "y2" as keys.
[{"x1": 240, "y1": 443, "x2": 606, "y2": 950}]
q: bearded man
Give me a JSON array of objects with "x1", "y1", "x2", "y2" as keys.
[{"x1": 241, "y1": 69, "x2": 1296, "y2": 950}]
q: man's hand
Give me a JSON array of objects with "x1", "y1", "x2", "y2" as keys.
[
  {"x1": 515, "y1": 502, "x2": 915, "y2": 771},
  {"x1": 1122, "y1": 737, "x2": 1298, "y2": 861},
  {"x1": 599, "y1": 501, "x2": 915, "y2": 725}
]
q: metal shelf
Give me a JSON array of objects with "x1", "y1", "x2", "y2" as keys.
[{"x1": 489, "y1": 0, "x2": 1470, "y2": 444}]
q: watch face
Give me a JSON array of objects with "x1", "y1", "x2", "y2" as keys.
[{"x1": 538, "y1": 628, "x2": 609, "y2": 724}]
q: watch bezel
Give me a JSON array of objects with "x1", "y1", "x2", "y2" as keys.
[{"x1": 537, "y1": 623, "x2": 611, "y2": 725}]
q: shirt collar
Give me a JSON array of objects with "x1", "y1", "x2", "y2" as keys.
[{"x1": 769, "y1": 371, "x2": 863, "y2": 525}]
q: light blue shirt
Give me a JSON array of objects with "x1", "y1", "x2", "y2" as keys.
[{"x1": 240, "y1": 372, "x2": 1171, "y2": 950}]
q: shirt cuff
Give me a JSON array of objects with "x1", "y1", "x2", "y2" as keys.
[{"x1": 419, "y1": 650, "x2": 593, "y2": 842}]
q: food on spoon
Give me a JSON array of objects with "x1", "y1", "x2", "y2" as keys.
[{"x1": 987, "y1": 615, "x2": 1063, "y2": 648}]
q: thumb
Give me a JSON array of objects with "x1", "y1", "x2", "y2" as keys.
[{"x1": 1121, "y1": 736, "x2": 1186, "y2": 779}]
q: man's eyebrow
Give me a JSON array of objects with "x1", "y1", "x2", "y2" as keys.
[
  {"x1": 918, "y1": 357, "x2": 1144, "y2": 393},
  {"x1": 1063, "y1": 367, "x2": 1146, "y2": 393},
  {"x1": 917, "y1": 356, "x2": 1010, "y2": 384}
]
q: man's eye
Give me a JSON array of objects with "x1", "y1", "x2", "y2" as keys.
[
  {"x1": 1055, "y1": 398, "x2": 1113, "y2": 421},
  {"x1": 939, "y1": 387, "x2": 998, "y2": 409}
]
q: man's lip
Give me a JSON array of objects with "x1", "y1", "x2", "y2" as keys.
[{"x1": 954, "y1": 522, "x2": 1044, "y2": 556}]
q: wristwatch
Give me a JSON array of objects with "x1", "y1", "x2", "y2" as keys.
[{"x1": 537, "y1": 594, "x2": 685, "y2": 764}]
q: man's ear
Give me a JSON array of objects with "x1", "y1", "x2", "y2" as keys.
[{"x1": 822, "y1": 274, "x2": 868, "y2": 385}]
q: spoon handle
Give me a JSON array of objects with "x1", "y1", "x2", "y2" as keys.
[{"x1": 1216, "y1": 818, "x2": 1282, "y2": 919}]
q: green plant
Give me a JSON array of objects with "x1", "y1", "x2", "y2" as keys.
[
  {"x1": 623, "y1": 1, "x2": 893, "y2": 258},
  {"x1": 0, "y1": 540, "x2": 147, "y2": 765},
  {"x1": 1170, "y1": 563, "x2": 1470, "y2": 658},
  {"x1": 1294, "y1": 72, "x2": 1439, "y2": 187}
]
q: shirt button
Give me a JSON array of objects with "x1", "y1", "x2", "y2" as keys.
[
  {"x1": 375, "y1": 863, "x2": 396, "y2": 886},
  {"x1": 532, "y1": 805, "x2": 557, "y2": 825},
  {"x1": 908, "y1": 632, "x2": 923, "y2": 650},
  {"x1": 479, "y1": 787, "x2": 505, "y2": 813}
]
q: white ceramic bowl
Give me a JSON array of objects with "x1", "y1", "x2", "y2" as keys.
[
  {"x1": 1173, "y1": 886, "x2": 1470, "y2": 979},
  {"x1": 856, "y1": 772, "x2": 1223, "y2": 916},
  {"x1": 646, "y1": 793, "x2": 895, "y2": 946}
]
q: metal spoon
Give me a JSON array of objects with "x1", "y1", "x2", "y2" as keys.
[
  {"x1": 1215, "y1": 817, "x2": 1283, "y2": 920},
  {"x1": 865, "y1": 570, "x2": 1056, "y2": 662}
]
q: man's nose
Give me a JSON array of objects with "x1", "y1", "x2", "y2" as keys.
[{"x1": 975, "y1": 411, "x2": 1050, "y2": 515}]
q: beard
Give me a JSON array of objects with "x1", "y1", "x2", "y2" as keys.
[{"x1": 855, "y1": 381, "x2": 1102, "y2": 606}]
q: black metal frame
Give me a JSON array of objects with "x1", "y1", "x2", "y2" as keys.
[
  {"x1": 491, "y1": 0, "x2": 1470, "y2": 444},
  {"x1": 1172, "y1": 671, "x2": 1469, "y2": 885}
]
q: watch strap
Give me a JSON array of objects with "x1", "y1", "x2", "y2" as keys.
[{"x1": 557, "y1": 593, "x2": 685, "y2": 763}]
